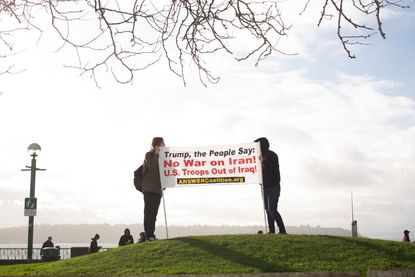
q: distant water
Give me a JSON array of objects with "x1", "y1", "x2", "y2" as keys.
[{"x1": 0, "y1": 243, "x2": 117, "y2": 248}]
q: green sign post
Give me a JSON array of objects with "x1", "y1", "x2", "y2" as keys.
[
  {"x1": 21, "y1": 143, "x2": 45, "y2": 262},
  {"x1": 24, "y1": 198, "x2": 37, "y2": 216}
]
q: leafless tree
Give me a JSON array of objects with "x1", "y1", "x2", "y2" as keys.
[
  {"x1": 0, "y1": 0, "x2": 409, "y2": 86},
  {"x1": 317, "y1": 0, "x2": 409, "y2": 58}
]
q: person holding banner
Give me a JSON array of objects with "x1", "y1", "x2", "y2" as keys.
[
  {"x1": 142, "y1": 137, "x2": 165, "y2": 241},
  {"x1": 255, "y1": 137, "x2": 287, "y2": 234}
]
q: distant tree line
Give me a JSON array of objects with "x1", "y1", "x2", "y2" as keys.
[{"x1": 0, "y1": 223, "x2": 352, "y2": 244}]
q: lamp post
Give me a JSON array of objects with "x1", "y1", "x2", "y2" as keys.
[
  {"x1": 351, "y1": 191, "x2": 358, "y2": 238},
  {"x1": 22, "y1": 143, "x2": 45, "y2": 262}
]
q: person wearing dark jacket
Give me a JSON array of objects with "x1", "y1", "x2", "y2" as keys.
[
  {"x1": 89, "y1": 234, "x2": 100, "y2": 253},
  {"x1": 42, "y1": 236, "x2": 54, "y2": 249},
  {"x1": 119, "y1": 228, "x2": 134, "y2": 246},
  {"x1": 142, "y1": 137, "x2": 165, "y2": 241},
  {"x1": 41, "y1": 236, "x2": 54, "y2": 255},
  {"x1": 403, "y1": 230, "x2": 410, "y2": 242},
  {"x1": 255, "y1": 137, "x2": 287, "y2": 234}
]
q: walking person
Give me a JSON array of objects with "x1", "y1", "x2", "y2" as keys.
[
  {"x1": 255, "y1": 137, "x2": 287, "y2": 234},
  {"x1": 89, "y1": 234, "x2": 101, "y2": 253},
  {"x1": 142, "y1": 137, "x2": 165, "y2": 241}
]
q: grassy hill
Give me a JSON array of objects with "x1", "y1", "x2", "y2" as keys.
[{"x1": 0, "y1": 234, "x2": 414, "y2": 276}]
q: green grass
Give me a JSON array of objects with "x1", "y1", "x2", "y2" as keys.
[{"x1": 0, "y1": 234, "x2": 414, "y2": 276}]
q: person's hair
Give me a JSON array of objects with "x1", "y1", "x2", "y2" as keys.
[
  {"x1": 151, "y1": 137, "x2": 164, "y2": 150},
  {"x1": 254, "y1": 137, "x2": 270, "y2": 153}
]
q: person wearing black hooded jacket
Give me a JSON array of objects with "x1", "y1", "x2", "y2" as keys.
[
  {"x1": 118, "y1": 228, "x2": 134, "y2": 246},
  {"x1": 254, "y1": 137, "x2": 287, "y2": 234}
]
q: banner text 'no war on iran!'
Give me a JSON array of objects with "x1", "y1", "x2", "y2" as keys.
[{"x1": 158, "y1": 143, "x2": 263, "y2": 188}]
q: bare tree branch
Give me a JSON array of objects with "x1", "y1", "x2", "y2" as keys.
[
  {"x1": 318, "y1": 0, "x2": 409, "y2": 58},
  {"x1": 0, "y1": 0, "x2": 410, "y2": 85}
]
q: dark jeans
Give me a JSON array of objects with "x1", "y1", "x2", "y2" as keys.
[
  {"x1": 263, "y1": 186, "x2": 286, "y2": 233},
  {"x1": 143, "y1": 192, "x2": 162, "y2": 239}
]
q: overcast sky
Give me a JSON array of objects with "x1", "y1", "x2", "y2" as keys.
[{"x1": 0, "y1": 1, "x2": 414, "y2": 241}]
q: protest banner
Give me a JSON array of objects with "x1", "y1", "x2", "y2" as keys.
[{"x1": 159, "y1": 142, "x2": 262, "y2": 188}]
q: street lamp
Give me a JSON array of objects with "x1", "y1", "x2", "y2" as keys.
[
  {"x1": 22, "y1": 143, "x2": 46, "y2": 262},
  {"x1": 28, "y1": 143, "x2": 41, "y2": 156}
]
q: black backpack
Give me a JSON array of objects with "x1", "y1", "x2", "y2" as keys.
[{"x1": 133, "y1": 165, "x2": 144, "y2": 192}]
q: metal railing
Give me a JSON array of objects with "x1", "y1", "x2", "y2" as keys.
[
  {"x1": 0, "y1": 248, "x2": 109, "y2": 260},
  {"x1": 0, "y1": 248, "x2": 41, "y2": 260}
]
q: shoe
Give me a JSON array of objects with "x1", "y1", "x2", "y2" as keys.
[
  {"x1": 279, "y1": 231, "x2": 287, "y2": 234},
  {"x1": 267, "y1": 231, "x2": 275, "y2": 234},
  {"x1": 148, "y1": 237, "x2": 156, "y2": 241}
]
